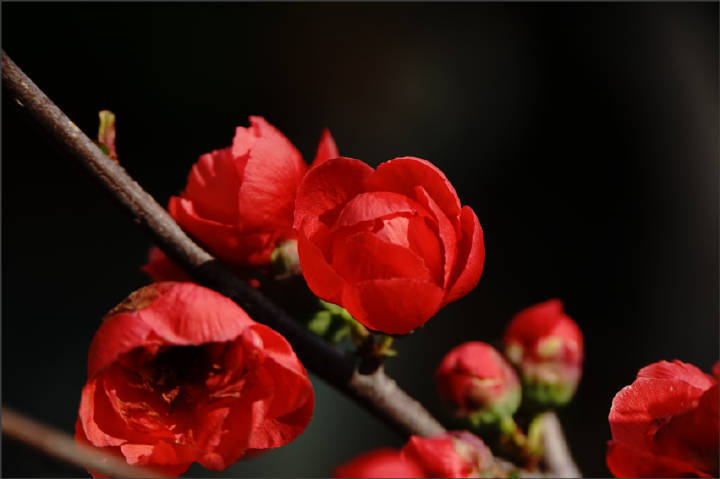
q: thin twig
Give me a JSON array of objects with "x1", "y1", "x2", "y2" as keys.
[
  {"x1": 0, "y1": 49, "x2": 444, "y2": 439},
  {"x1": 541, "y1": 412, "x2": 582, "y2": 477},
  {"x1": 2, "y1": 407, "x2": 168, "y2": 478}
]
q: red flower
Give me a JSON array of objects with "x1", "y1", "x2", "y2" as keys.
[
  {"x1": 141, "y1": 247, "x2": 192, "y2": 282},
  {"x1": 333, "y1": 449, "x2": 426, "y2": 478},
  {"x1": 75, "y1": 282, "x2": 314, "y2": 477},
  {"x1": 503, "y1": 299, "x2": 583, "y2": 407},
  {"x1": 293, "y1": 157, "x2": 485, "y2": 334},
  {"x1": 168, "y1": 116, "x2": 338, "y2": 267},
  {"x1": 606, "y1": 360, "x2": 718, "y2": 478},
  {"x1": 333, "y1": 432, "x2": 493, "y2": 478},
  {"x1": 334, "y1": 432, "x2": 495, "y2": 478},
  {"x1": 435, "y1": 342, "x2": 521, "y2": 426}
]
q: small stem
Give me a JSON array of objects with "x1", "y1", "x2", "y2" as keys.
[{"x1": 541, "y1": 412, "x2": 582, "y2": 477}]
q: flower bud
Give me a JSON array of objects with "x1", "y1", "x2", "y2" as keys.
[
  {"x1": 270, "y1": 239, "x2": 302, "y2": 278},
  {"x1": 503, "y1": 299, "x2": 583, "y2": 409},
  {"x1": 436, "y1": 342, "x2": 521, "y2": 428}
]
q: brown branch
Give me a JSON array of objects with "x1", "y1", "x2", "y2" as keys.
[
  {"x1": 541, "y1": 412, "x2": 582, "y2": 478},
  {"x1": 2, "y1": 406, "x2": 168, "y2": 478},
  {"x1": 1, "y1": 49, "x2": 444, "y2": 439}
]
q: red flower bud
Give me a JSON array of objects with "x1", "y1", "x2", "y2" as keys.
[
  {"x1": 75, "y1": 282, "x2": 314, "y2": 477},
  {"x1": 503, "y1": 299, "x2": 583, "y2": 408},
  {"x1": 435, "y1": 342, "x2": 521, "y2": 426},
  {"x1": 606, "y1": 360, "x2": 718, "y2": 478},
  {"x1": 333, "y1": 432, "x2": 495, "y2": 478},
  {"x1": 402, "y1": 432, "x2": 495, "y2": 478},
  {"x1": 168, "y1": 117, "x2": 338, "y2": 267},
  {"x1": 294, "y1": 157, "x2": 485, "y2": 335}
]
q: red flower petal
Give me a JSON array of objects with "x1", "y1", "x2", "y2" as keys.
[
  {"x1": 294, "y1": 157, "x2": 374, "y2": 235},
  {"x1": 638, "y1": 360, "x2": 715, "y2": 390},
  {"x1": 312, "y1": 128, "x2": 339, "y2": 166},
  {"x1": 141, "y1": 247, "x2": 191, "y2": 282},
  {"x1": 330, "y1": 231, "x2": 433, "y2": 284},
  {"x1": 170, "y1": 196, "x2": 276, "y2": 266},
  {"x1": 236, "y1": 134, "x2": 307, "y2": 233},
  {"x1": 414, "y1": 186, "x2": 458, "y2": 289},
  {"x1": 183, "y1": 147, "x2": 240, "y2": 225},
  {"x1": 342, "y1": 278, "x2": 444, "y2": 334},
  {"x1": 606, "y1": 440, "x2": 711, "y2": 478},
  {"x1": 366, "y1": 157, "x2": 462, "y2": 221},
  {"x1": 402, "y1": 435, "x2": 469, "y2": 478},
  {"x1": 609, "y1": 376, "x2": 707, "y2": 449},
  {"x1": 334, "y1": 191, "x2": 426, "y2": 229},
  {"x1": 297, "y1": 229, "x2": 346, "y2": 304},
  {"x1": 443, "y1": 206, "x2": 485, "y2": 305},
  {"x1": 334, "y1": 448, "x2": 426, "y2": 478},
  {"x1": 88, "y1": 283, "x2": 253, "y2": 379}
]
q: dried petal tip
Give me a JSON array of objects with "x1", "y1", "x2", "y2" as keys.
[
  {"x1": 503, "y1": 299, "x2": 583, "y2": 409},
  {"x1": 435, "y1": 342, "x2": 521, "y2": 428},
  {"x1": 97, "y1": 110, "x2": 117, "y2": 161}
]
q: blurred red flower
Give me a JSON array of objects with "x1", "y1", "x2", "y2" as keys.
[
  {"x1": 435, "y1": 342, "x2": 521, "y2": 425},
  {"x1": 75, "y1": 282, "x2": 314, "y2": 477},
  {"x1": 503, "y1": 299, "x2": 583, "y2": 407},
  {"x1": 334, "y1": 431, "x2": 494, "y2": 478},
  {"x1": 167, "y1": 116, "x2": 338, "y2": 267},
  {"x1": 333, "y1": 448, "x2": 426, "y2": 478},
  {"x1": 606, "y1": 360, "x2": 718, "y2": 478},
  {"x1": 294, "y1": 156, "x2": 485, "y2": 335}
]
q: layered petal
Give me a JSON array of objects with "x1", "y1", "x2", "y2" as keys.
[
  {"x1": 366, "y1": 157, "x2": 461, "y2": 221},
  {"x1": 607, "y1": 440, "x2": 711, "y2": 478},
  {"x1": 312, "y1": 128, "x2": 339, "y2": 166},
  {"x1": 183, "y1": 147, "x2": 240, "y2": 224},
  {"x1": 342, "y1": 278, "x2": 444, "y2": 334},
  {"x1": 170, "y1": 196, "x2": 276, "y2": 266},
  {"x1": 443, "y1": 206, "x2": 485, "y2": 305},
  {"x1": 294, "y1": 157, "x2": 374, "y2": 235}
]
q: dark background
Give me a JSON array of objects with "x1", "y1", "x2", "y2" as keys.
[{"x1": 2, "y1": 2, "x2": 718, "y2": 477}]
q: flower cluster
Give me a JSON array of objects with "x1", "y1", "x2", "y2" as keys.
[
  {"x1": 606, "y1": 360, "x2": 718, "y2": 478},
  {"x1": 334, "y1": 431, "x2": 497, "y2": 478},
  {"x1": 76, "y1": 113, "x2": 716, "y2": 479}
]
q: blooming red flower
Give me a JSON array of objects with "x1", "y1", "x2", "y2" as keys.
[
  {"x1": 503, "y1": 299, "x2": 583, "y2": 407},
  {"x1": 293, "y1": 156, "x2": 485, "y2": 334},
  {"x1": 75, "y1": 282, "x2": 314, "y2": 477},
  {"x1": 168, "y1": 116, "x2": 338, "y2": 267},
  {"x1": 606, "y1": 360, "x2": 718, "y2": 478},
  {"x1": 435, "y1": 342, "x2": 521, "y2": 426},
  {"x1": 333, "y1": 432, "x2": 495, "y2": 478}
]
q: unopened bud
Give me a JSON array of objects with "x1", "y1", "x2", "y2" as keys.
[
  {"x1": 436, "y1": 342, "x2": 521, "y2": 428},
  {"x1": 504, "y1": 299, "x2": 583, "y2": 409},
  {"x1": 270, "y1": 239, "x2": 301, "y2": 278}
]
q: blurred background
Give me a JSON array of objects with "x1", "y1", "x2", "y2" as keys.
[{"x1": 2, "y1": 3, "x2": 718, "y2": 477}]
